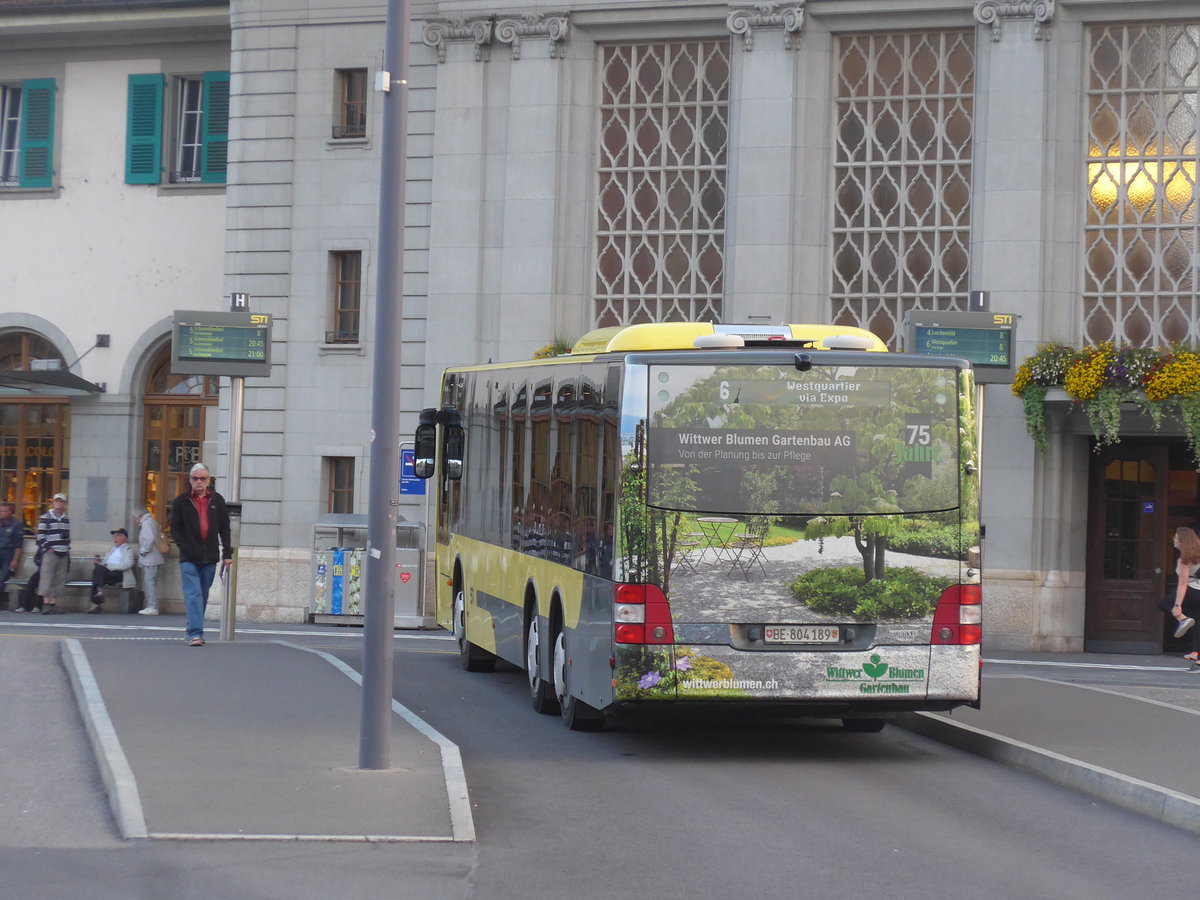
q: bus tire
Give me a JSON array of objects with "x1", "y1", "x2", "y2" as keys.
[
  {"x1": 841, "y1": 717, "x2": 886, "y2": 733},
  {"x1": 552, "y1": 629, "x2": 604, "y2": 732},
  {"x1": 527, "y1": 616, "x2": 559, "y2": 714},
  {"x1": 455, "y1": 588, "x2": 494, "y2": 673}
]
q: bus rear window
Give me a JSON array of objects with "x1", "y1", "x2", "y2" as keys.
[{"x1": 645, "y1": 363, "x2": 961, "y2": 516}]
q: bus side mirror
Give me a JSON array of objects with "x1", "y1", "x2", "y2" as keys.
[
  {"x1": 443, "y1": 424, "x2": 464, "y2": 481},
  {"x1": 414, "y1": 424, "x2": 437, "y2": 479}
]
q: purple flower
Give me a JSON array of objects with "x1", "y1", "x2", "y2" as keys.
[
  {"x1": 638, "y1": 671, "x2": 662, "y2": 689},
  {"x1": 674, "y1": 657, "x2": 692, "y2": 672}
]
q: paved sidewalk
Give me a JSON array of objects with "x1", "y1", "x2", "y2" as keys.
[
  {"x1": 896, "y1": 653, "x2": 1200, "y2": 835},
  {"x1": 60, "y1": 636, "x2": 474, "y2": 843}
]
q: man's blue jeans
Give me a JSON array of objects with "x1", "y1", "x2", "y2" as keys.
[{"x1": 180, "y1": 560, "x2": 217, "y2": 640}]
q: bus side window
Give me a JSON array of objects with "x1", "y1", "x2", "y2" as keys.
[{"x1": 443, "y1": 423, "x2": 464, "y2": 480}]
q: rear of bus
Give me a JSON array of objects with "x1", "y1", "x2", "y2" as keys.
[{"x1": 610, "y1": 343, "x2": 981, "y2": 725}]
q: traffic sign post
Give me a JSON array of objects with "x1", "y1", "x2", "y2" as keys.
[{"x1": 171, "y1": 299, "x2": 272, "y2": 642}]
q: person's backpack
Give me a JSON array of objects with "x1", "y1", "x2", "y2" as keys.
[{"x1": 155, "y1": 530, "x2": 171, "y2": 556}]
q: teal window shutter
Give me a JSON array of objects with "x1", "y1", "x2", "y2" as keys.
[
  {"x1": 200, "y1": 71, "x2": 229, "y2": 184},
  {"x1": 19, "y1": 78, "x2": 55, "y2": 188},
  {"x1": 125, "y1": 73, "x2": 164, "y2": 184}
]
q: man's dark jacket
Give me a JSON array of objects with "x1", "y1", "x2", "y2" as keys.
[{"x1": 169, "y1": 489, "x2": 233, "y2": 565}]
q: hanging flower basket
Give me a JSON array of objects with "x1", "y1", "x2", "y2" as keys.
[{"x1": 1013, "y1": 342, "x2": 1200, "y2": 467}]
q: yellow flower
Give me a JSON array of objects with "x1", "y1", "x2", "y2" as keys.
[{"x1": 1064, "y1": 344, "x2": 1112, "y2": 401}]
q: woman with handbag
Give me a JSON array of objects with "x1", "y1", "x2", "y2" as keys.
[
  {"x1": 1161, "y1": 526, "x2": 1200, "y2": 661},
  {"x1": 133, "y1": 506, "x2": 166, "y2": 615}
]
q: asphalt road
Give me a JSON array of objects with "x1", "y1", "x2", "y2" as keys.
[{"x1": 1, "y1": 620, "x2": 1196, "y2": 899}]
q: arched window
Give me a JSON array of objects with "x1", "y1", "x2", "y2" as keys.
[
  {"x1": 141, "y1": 346, "x2": 218, "y2": 527},
  {"x1": 0, "y1": 330, "x2": 69, "y2": 529}
]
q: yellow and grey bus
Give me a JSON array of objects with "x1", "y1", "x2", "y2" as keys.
[{"x1": 414, "y1": 322, "x2": 981, "y2": 731}]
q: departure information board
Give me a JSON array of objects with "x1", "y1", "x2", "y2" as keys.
[
  {"x1": 172, "y1": 311, "x2": 272, "y2": 377},
  {"x1": 902, "y1": 311, "x2": 1016, "y2": 384},
  {"x1": 913, "y1": 325, "x2": 1011, "y2": 368}
]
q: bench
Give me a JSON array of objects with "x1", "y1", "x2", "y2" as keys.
[{"x1": 5, "y1": 554, "x2": 142, "y2": 613}]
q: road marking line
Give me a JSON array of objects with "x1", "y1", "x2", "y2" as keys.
[
  {"x1": 147, "y1": 832, "x2": 462, "y2": 842},
  {"x1": 276, "y1": 640, "x2": 477, "y2": 843},
  {"x1": 988, "y1": 673, "x2": 1200, "y2": 717},
  {"x1": 60, "y1": 639, "x2": 150, "y2": 840},
  {"x1": 986, "y1": 657, "x2": 1187, "y2": 673},
  {"x1": 1, "y1": 621, "x2": 453, "y2": 640}
]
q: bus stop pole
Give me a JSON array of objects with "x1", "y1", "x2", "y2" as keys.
[
  {"x1": 220, "y1": 374, "x2": 244, "y2": 642},
  {"x1": 359, "y1": 0, "x2": 409, "y2": 770}
]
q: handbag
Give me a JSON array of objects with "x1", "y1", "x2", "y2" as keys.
[{"x1": 155, "y1": 530, "x2": 171, "y2": 555}]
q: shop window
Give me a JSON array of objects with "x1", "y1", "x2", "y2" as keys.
[
  {"x1": 141, "y1": 347, "x2": 218, "y2": 528},
  {"x1": 0, "y1": 330, "x2": 68, "y2": 528}
]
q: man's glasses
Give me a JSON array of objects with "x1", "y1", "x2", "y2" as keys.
[{"x1": 190, "y1": 476, "x2": 209, "y2": 482}]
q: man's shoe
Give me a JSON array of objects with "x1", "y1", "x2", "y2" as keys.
[
  {"x1": 12, "y1": 607, "x2": 26, "y2": 613},
  {"x1": 1176, "y1": 617, "x2": 1196, "y2": 638},
  {"x1": 87, "y1": 603, "x2": 101, "y2": 614},
  {"x1": 137, "y1": 607, "x2": 159, "y2": 615}
]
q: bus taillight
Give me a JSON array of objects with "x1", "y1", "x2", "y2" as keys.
[
  {"x1": 932, "y1": 584, "x2": 982, "y2": 646},
  {"x1": 613, "y1": 584, "x2": 674, "y2": 645}
]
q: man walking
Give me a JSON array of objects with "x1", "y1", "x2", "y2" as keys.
[
  {"x1": 0, "y1": 502, "x2": 24, "y2": 611},
  {"x1": 169, "y1": 463, "x2": 233, "y2": 646}
]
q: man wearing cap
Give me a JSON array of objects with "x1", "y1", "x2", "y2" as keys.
[
  {"x1": 89, "y1": 527, "x2": 136, "y2": 614},
  {"x1": 36, "y1": 493, "x2": 70, "y2": 614}
]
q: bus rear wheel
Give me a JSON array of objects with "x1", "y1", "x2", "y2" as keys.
[
  {"x1": 455, "y1": 588, "x2": 495, "y2": 673},
  {"x1": 527, "y1": 616, "x2": 559, "y2": 714},
  {"x1": 552, "y1": 630, "x2": 604, "y2": 731}
]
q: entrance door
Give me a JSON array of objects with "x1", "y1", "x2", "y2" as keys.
[{"x1": 1085, "y1": 442, "x2": 1167, "y2": 653}]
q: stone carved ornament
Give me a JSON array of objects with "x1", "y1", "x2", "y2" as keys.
[
  {"x1": 421, "y1": 13, "x2": 569, "y2": 62},
  {"x1": 726, "y1": 3, "x2": 806, "y2": 51},
  {"x1": 974, "y1": 0, "x2": 1055, "y2": 42}
]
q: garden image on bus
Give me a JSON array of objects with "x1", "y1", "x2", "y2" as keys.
[{"x1": 414, "y1": 322, "x2": 981, "y2": 731}]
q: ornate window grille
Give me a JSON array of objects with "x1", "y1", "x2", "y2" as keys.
[
  {"x1": 1084, "y1": 23, "x2": 1200, "y2": 347},
  {"x1": 831, "y1": 31, "x2": 975, "y2": 347},
  {"x1": 595, "y1": 41, "x2": 729, "y2": 326}
]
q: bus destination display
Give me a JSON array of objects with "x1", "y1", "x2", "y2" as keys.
[{"x1": 171, "y1": 310, "x2": 272, "y2": 377}]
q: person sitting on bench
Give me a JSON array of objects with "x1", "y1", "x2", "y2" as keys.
[{"x1": 90, "y1": 528, "x2": 136, "y2": 614}]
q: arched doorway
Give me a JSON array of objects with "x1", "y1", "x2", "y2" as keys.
[
  {"x1": 141, "y1": 346, "x2": 218, "y2": 528},
  {"x1": 0, "y1": 331, "x2": 70, "y2": 529}
]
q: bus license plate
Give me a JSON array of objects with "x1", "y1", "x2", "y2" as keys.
[{"x1": 763, "y1": 625, "x2": 840, "y2": 644}]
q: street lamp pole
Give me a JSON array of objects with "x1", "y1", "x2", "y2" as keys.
[{"x1": 359, "y1": 0, "x2": 410, "y2": 770}]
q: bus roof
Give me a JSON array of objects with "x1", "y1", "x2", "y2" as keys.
[{"x1": 570, "y1": 322, "x2": 888, "y2": 354}]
